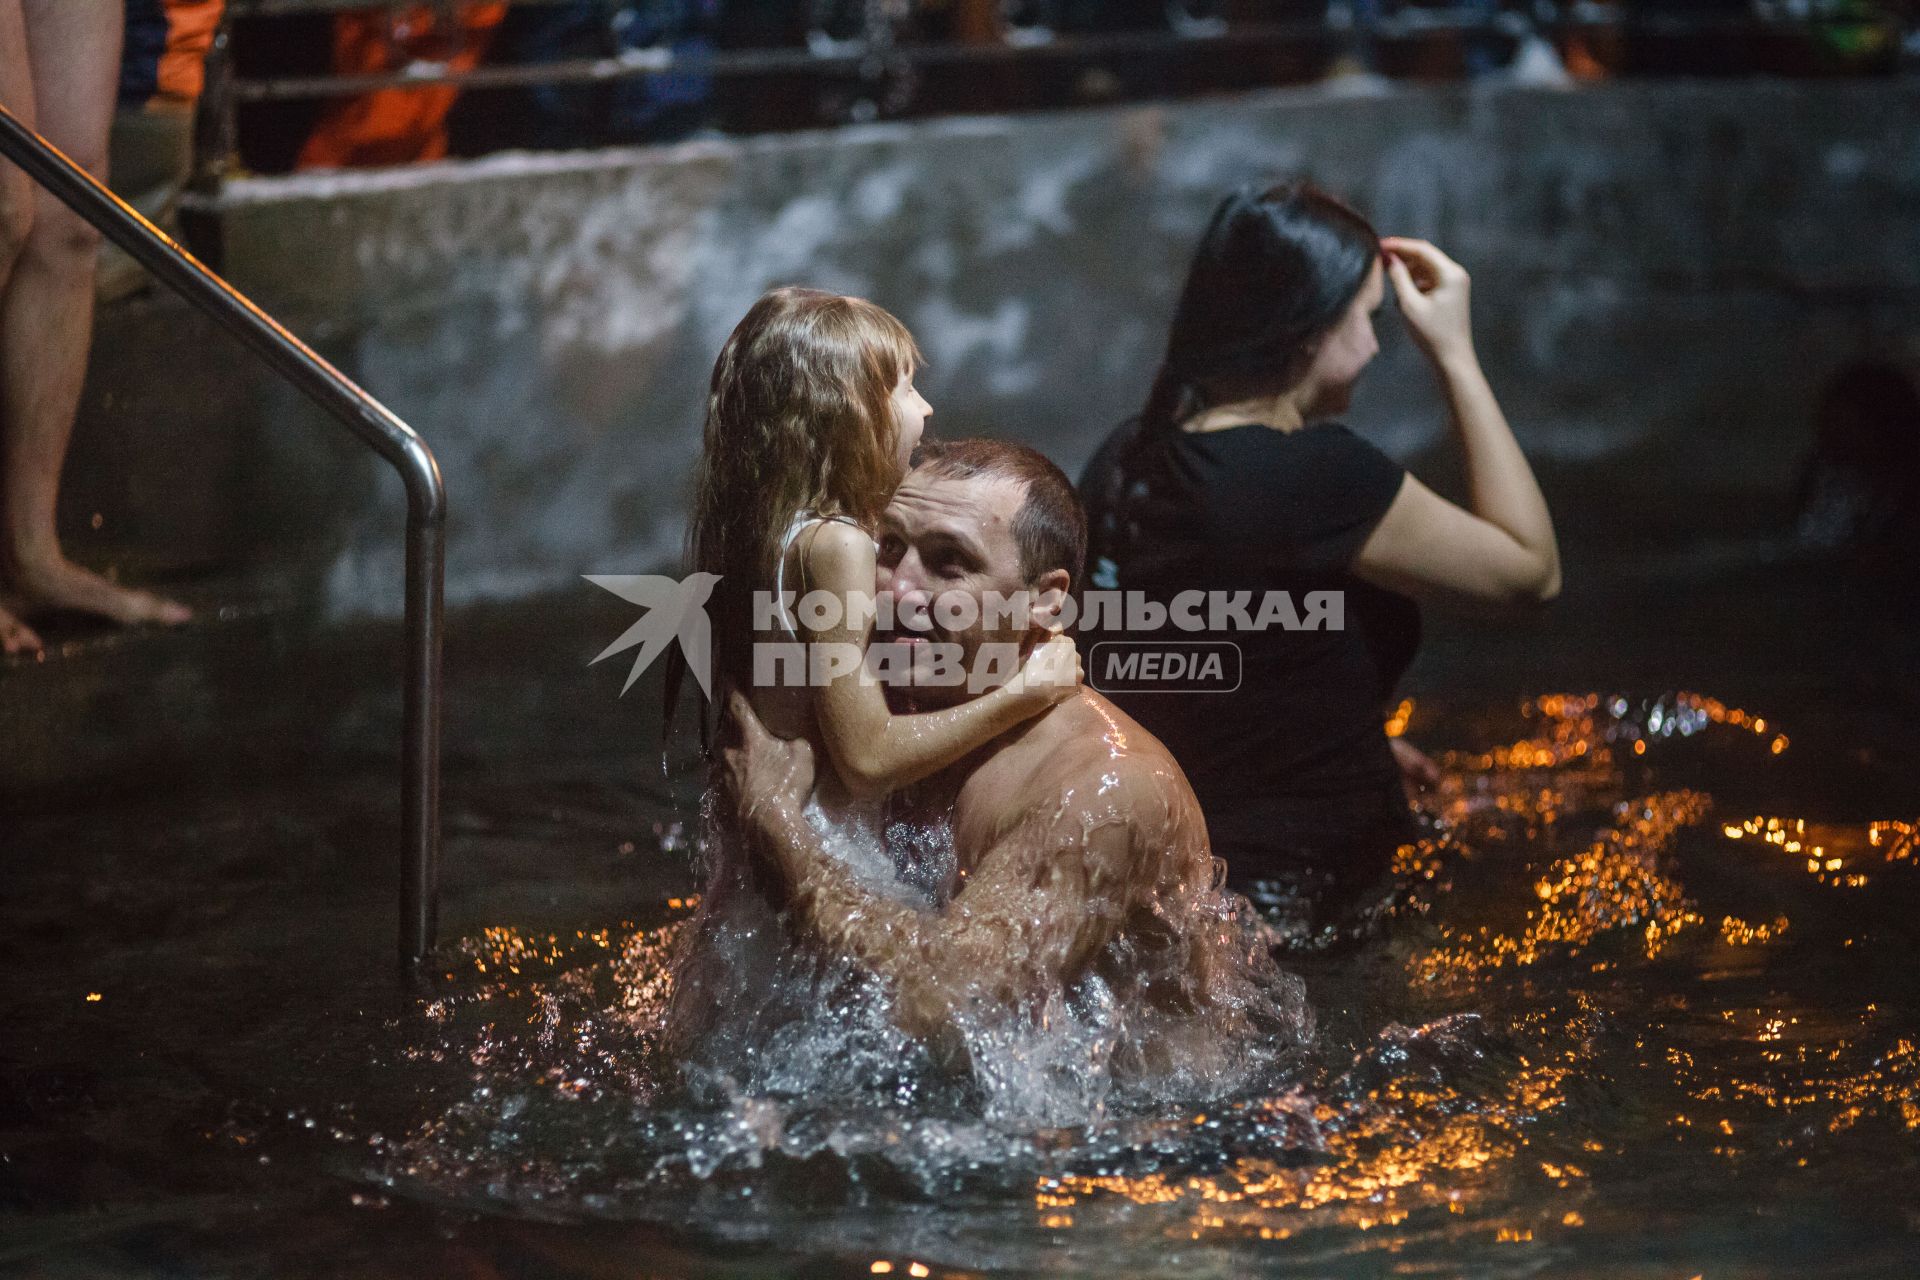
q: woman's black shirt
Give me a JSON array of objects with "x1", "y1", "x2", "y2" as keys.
[{"x1": 1079, "y1": 418, "x2": 1420, "y2": 862}]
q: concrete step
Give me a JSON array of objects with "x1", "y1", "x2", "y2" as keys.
[
  {"x1": 0, "y1": 581, "x2": 708, "y2": 816},
  {"x1": 0, "y1": 578, "x2": 312, "y2": 808}
]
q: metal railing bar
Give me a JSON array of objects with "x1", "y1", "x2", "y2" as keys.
[
  {"x1": 227, "y1": 21, "x2": 1337, "y2": 102},
  {"x1": 228, "y1": 0, "x2": 578, "y2": 12},
  {"x1": 222, "y1": 11, "x2": 1900, "y2": 104},
  {"x1": 0, "y1": 103, "x2": 445, "y2": 973}
]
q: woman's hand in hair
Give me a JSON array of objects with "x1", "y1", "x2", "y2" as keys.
[{"x1": 1382, "y1": 237, "x2": 1475, "y2": 368}]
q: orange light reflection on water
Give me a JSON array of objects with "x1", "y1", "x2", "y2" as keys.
[
  {"x1": 1722, "y1": 816, "x2": 1920, "y2": 888},
  {"x1": 1035, "y1": 1049, "x2": 1582, "y2": 1243},
  {"x1": 1409, "y1": 791, "x2": 1713, "y2": 983}
]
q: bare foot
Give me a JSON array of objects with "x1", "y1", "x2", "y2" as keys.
[
  {"x1": 0, "y1": 598, "x2": 43, "y2": 655},
  {"x1": 9, "y1": 555, "x2": 193, "y2": 631}
]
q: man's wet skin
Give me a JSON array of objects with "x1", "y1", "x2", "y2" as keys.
[
  {"x1": 724, "y1": 465, "x2": 1294, "y2": 1060},
  {"x1": 868, "y1": 470, "x2": 1028, "y2": 692}
]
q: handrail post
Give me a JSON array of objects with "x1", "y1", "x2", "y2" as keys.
[
  {"x1": 0, "y1": 102, "x2": 447, "y2": 973},
  {"x1": 190, "y1": 5, "x2": 238, "y2": 196},
  {"x1": 401, "y1": 451, "x2": 445, "y2": 968}
]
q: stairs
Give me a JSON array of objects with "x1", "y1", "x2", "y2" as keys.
[{"x1": 0, "y1": 579, "x2": 311, "y2": 808}]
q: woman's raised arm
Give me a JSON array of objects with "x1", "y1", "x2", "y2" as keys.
[{"x1": 1354, "y1": 238, "x2": 1561, "y2": 608}]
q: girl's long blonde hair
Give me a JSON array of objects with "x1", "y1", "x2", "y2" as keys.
[{"x1": 689, "y1": 286, "x2": 923, "y2": 700}]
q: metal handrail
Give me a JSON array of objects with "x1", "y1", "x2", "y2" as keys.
[
  {"x1": 0, "y1": 103, "x2": 445, "y2": 972},
  {"x1": 217, "y1": 8, "x2": 1906, "y2": 104},
  {"x1": 228, "y1": 20, "x2": 1346, "y2": 102}
]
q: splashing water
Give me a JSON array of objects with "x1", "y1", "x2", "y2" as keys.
[{"x1": 340, "y1": 690, "x2": 1920, "y2": 1274}]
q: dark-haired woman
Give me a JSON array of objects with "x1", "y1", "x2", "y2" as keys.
[{"x1": 1080, "y1": 183, "x2": 1561, "y2": 949}]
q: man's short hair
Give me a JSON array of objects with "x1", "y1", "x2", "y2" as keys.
[{"x1": 911, "y1": 439, "x2": 1087, "y2": 592}]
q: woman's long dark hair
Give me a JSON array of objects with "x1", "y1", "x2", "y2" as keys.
[{"x1": 1088, "y1": 182, "x2": 1381, "y2": 568}]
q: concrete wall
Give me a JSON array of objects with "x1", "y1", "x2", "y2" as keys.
[{"x1": 75, "y1": 77, "x2": 1920, "y2": 616}]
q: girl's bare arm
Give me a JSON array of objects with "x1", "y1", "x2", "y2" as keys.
[{"x1": 796, "y1": 521, "x2": 1079, "y2": 798}]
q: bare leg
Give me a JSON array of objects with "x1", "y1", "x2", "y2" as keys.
[
  {"x1": 0, "y1": 0, "x2": 190, "y2": 649},
  {"x1": 0, "y1": 0, "x2": 42, "y2": 654}
]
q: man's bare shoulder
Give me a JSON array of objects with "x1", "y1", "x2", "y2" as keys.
[
  {"x1": 973, "y1": 689, "x2": 1199, "y2": 818},
  {"x1": 947, "y1": 688, "x2": 1207, "y2": 880},
  {"x1": 1055, "y1": 689, "x2": 1183, "y2": 768}
]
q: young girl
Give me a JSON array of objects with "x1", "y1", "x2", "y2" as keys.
[
  {"x1": 666, "y1": 286, "x2": 1079, "y2": 1062},
  {"x1": 688, "y1": 286, "x2": 1080, "y2": 825}
]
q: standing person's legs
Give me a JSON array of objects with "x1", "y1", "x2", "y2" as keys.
[
  {"x1": 0, "y1": 0, "x2": 40, "y2": 653},
  {"x1": 0, "y1": 0, "x2": 190, "y2": 654},
  {"x1": 0, "y1": 0, "x2": 33, "y2": 291}
]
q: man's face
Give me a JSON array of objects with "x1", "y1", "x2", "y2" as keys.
[{"x1": 875, "y1": 470, "x2": 1035, "y2": 706}]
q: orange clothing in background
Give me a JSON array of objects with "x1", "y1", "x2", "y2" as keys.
[
  {"x1": 297, "y1": 3, "x2": 506, "y2": 170},
  {"x1": 157, "y1": 0, "x2": 224, "y2": 101},
  {"x1": 120, "y1": 0, "x2": 225, "y2": 108}
]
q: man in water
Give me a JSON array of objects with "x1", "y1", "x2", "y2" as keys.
[{"x1": 720, "y1": 440, "x2": 1298, "y2": 1054}]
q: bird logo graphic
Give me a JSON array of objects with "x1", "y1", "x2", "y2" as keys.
[{"x1": 585, "y1": 572, "x2": 721, "y2": 697}]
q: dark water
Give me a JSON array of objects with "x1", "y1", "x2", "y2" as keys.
[
  {"x1": 5, "y1": 554, "x2": 1919, "y2": 1277},
  {"x1": 359, "y1": 693, "x2": 1920, "y2": 1277}
]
